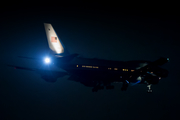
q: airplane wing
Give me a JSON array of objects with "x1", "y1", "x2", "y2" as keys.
[
  {"x1": 18, "y1": 56, "x2": 42, "y2": 60},
  {"x1": 7, "y1": 64, "x2": 37, "y2": 71},
  {"x1": 137, "y1": 57, "x2": 169, "y2": 70},
  {"x1": 139, "y1": 57, "x2": 169, "y2": 77},
  {"x1": 151, "y1": 57, "x2": 170, "y2": 66},
  {"x1": 129, "y1": 57, "x2": 169, "y2": 81},
  {"x1": 18, "y1": 53, "x2": 79, "y2": 63},
  {"x1": 7, "y1": 65, "x2": 68, "y2": 82}
]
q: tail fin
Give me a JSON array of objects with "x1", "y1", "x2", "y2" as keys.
[{"x1": 44, "y1": 23, "x2": 69, "y2": 56}]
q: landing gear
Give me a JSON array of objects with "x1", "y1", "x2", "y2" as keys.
[
  {"x1": 106, "y1": 85, "x2": 114, "y2": 90},
  {"x1": 121, "y1": 80, "x2": 129, "y2": 91},
  {"x1": 92, "y1": 87, "x2": 98, "y2": 92},
  {"x1": 147, "y1": 84, "x2": 152, "y2": 93},
  {"x1": 92, "y1": 86, "x2": 104, "y2": 92}
]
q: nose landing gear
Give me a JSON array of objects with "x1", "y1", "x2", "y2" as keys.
[
  {"x1": 121, "y1": 80, "x2": 129, "y2": 91},
  {"x1": 147, "y1": 84, "x2": 152, "y2": 93}
]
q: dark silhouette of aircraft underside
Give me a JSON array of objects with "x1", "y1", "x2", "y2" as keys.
[
  {"x1": 8, "y1": 56, "x2": 169, "y2": 93},
  {"x1": 7, "y1": 23, "x2": 169, "y2": 93}
]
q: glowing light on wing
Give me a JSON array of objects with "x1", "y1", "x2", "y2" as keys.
[{"x1": 44, "y1": 57, "x2": 51, "y2": 64}]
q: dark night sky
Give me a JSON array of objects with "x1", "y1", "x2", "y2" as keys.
[{"x1": 0, "y1": 5, "x2": 180, "y2": 120}]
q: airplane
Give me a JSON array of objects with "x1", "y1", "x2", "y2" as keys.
[{"x1": 8, "y1": 23, "x2": 169, "y2": 93}]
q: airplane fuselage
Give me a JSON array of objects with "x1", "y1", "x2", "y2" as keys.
[{"x1": 54, "y1": 57, "x2": 152, "y2": 85}]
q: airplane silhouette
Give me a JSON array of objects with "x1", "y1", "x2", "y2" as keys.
[{"x1": 8, "y1": 23, "x2": 169, "y2": 93}]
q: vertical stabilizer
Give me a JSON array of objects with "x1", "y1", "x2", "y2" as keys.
[{"x1": 44, "y1": 23, "x2": 67, "y2": 55}]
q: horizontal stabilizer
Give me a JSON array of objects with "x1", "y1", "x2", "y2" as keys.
[
  {"x1": 7, "y1": 64, "x2": 36, "y2": 71},
  {"x1": 18, "y1": 56, "x2": 41, "y2": 60},
  {"x1": 7, "y1": 64, "x2": 68, "y2": 74},
  {"x1": 8, "y1": 64, "x2": 69, "y2": 82}
]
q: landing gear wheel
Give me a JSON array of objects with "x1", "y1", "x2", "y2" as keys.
[
  {"x1": 147, "y1": 89, "x2": 152, "y2": 93},
  {"x1": 121, "y1": 80, "x2": 129, "y2": 91},
  {"x1": 92, "y1": 88, "x2": 98, "y2": 92},
  {"x1": 147, "y1": 84, "x2": 152, "y2": 93},
  {"x1": 92, "y1": 87, "x2": 98, "y2": 92}
]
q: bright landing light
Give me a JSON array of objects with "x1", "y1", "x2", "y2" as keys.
[{"x1": 44, "y1": 57, "x2": 51, "y2": 64}]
